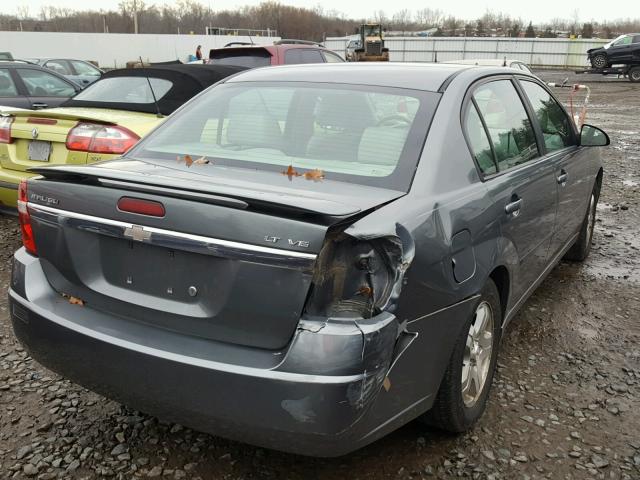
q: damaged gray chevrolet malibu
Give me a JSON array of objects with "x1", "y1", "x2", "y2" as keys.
[{"x1": 9, "y1": 63, "x2": 609, "y2": 456}]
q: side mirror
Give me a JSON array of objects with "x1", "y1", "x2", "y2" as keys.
[{"x1": 580, "y1": 124, "x2": 610, "y2": 147}]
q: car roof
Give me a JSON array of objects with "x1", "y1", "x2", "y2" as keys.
[
  {"x1": 63, "y1": 64, "x2": 247, "y2": 116},
  {"x1": 210, "y1": 43, "x2": 327, "y2": 55},
  {"x1": 443, "y1": 59, "x2": 526, "y2": 66},
  {"x1": 0, "y1": 61, "x2": 40, "y2": 66},
  {"x1": 226, "y1": 62, "x2": 479, "y2": 92}
]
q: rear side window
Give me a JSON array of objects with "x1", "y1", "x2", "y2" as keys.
[
  {"x1": 465, "y1": 103, "x2": 497, "y2": 175},
  {"x1": 634, "y1": 36, "x2": 640, "y2": 44},
  {"x1": 615, "y1": 36, "x2": 633, "y2": 46},
  {"x1": 71, "y1": 60, "x2": 101, "y2": 76},
  {"x1": 44, "y1": 60, "x2": 72, "y2": 75},
  {"x1": 74, "y1": 77, "x2": 172, "y2": 103},
  {"x1": 285, "y1": 49, "x2": 324, "y2": 64},
  {"x1": 210, "y1": 50, "x2": 271, "y2": 68},
  {"x1": 322, "y1": 51, "x2": 344, "y2": 63},
  {"x1": 0, "y1": 69, "x2": 18, "y2": 96},
  {"x1": 520, "y1": 80, "x2": 576, "y2": 152},
  {"x1": 472, "y1": 80, "x2": 539, "y2": 171},
  {"x1": 17, "y1": 68, "x2": 76, "y2": 97}
]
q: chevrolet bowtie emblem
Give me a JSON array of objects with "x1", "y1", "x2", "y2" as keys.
[{"x1": 124, "y1": 225, "x2": 151, "y2": 242}]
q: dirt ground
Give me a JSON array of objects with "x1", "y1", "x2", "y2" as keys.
[{"x1": 0, "y1": 71, "x2": 638, "y2": 480}]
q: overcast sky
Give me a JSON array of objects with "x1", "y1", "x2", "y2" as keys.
[{"x1": 3, "y1": 0, "x2": 637, "y2": 24}]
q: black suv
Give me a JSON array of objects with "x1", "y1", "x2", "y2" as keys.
[{"x1": 588, "y1": 33, "x2": 640, "y2": 68}]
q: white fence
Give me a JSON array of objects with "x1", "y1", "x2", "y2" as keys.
[
  {"x1": 0, "y1": 31, "x2": 279, "y2": 68},
  {"x1": 324, "y1": 37, "x2": 609, "y2": 68}
]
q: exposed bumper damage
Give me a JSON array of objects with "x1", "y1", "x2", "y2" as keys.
[{"x1": 9, "y1": 230, "x2": 419, "y2": 456}]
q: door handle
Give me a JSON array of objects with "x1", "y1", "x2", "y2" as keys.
[
  {"x1": 31, "y1": 103, "x2": 48, "y2": 109},
  {"x1": 557, "y1": 171, "x2": 568, "y2": 185},
  {"x1": 505, "y1": 198, "x2": 522, "y2": 216}
]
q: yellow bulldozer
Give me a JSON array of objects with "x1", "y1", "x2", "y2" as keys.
[{"x1": 346, "y1": 23, "x2": 389, "y2": 62}]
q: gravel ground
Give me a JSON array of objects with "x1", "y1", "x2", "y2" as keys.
[{"x1": 0, "y1": 71, "x2": 639, "y2": 480}]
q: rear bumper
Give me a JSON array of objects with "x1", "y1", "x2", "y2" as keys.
[{"x1": 9, "y1": 248, "x2": 400, "y2": 456}]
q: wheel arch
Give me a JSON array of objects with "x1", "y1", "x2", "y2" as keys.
[
  {"x1": 488, "y1": 265, "x2": 510, "y2": 325},
  {"x1": 595, "y1": 167, "x2": 604, "y2": 200}
]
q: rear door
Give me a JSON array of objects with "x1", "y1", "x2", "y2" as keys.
[
  {"x1": 518, "y1": 79, "x2": 588, "y2": 257},
  {"x1": 633, "y1": 36, "x2": 640, "y2": 61},
  {"x1": 16, "y1": 67, "x2": 78, "y2": 109},
  {"x1": 0, "y1": 67, "x2": 31, "y2": 109},
  {"x1": 468, "y1": 78, "x2": 558, "y2": 301}
]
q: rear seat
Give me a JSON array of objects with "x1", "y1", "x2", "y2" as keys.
[
  {"x1": 306, "y1": 93, "x2": 375, "y2": 161},
  {"x1": 226, "y1": 112, "x2": 283, "y2": 150},
  {"x1": 357, "y1": 126, "x2": 409, "y2": 166}
]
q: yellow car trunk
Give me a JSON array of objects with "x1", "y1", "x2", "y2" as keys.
[{"x1": 1, "y1": 117, "x2": 89, "y2": 173}]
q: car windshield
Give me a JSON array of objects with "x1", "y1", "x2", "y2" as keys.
[
  {"x1": 73, "y1": 77, "x2": 172, "y2": 103},
  {"x1": 604, "y1": 34, "x2": 628, "y2": 49},
  {"x1": 130, "y1": 82, "x2": 438, "y2": 191},
  {"x1": 363, "y1": 25, "x2": 382, "y2": 37}
]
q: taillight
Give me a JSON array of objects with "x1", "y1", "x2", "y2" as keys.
[
  {"x1": 117, "y1": 197, "x2": 165, "y2": 217},
  {"x1": 0, "y1": 116, "x2": 14, "y2": 144},
  {"x1": 17, "y1": 180, "x2": 37, "y2": 256},
  {"x1": 66, "y1": 122, "x2": 140, "y2": 154},
  {"x1": 304, "y1": 229, "x2": 414, "y2": 319}
]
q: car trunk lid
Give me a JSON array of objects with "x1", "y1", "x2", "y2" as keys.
[{"x1": 25, "y1": 162, "x2": 405, "y2": 349}]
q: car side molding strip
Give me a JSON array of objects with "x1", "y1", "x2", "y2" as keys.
[{"x1": 28, "y1": 203, "x2": 317, "y2": 270}]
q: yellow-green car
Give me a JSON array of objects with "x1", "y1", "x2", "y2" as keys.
[{"x1": 0, "y1": 64, "x2": 245, "y2": 211}]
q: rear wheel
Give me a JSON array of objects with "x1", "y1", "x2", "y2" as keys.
[
  {"x1": 629, "y1": 67, "x2": 640, "y2": 83},
  {"x1": 591, "y1": 53, "x2": 608, "y2": 69},
  {"x1": 564, "y1": 183, "x2": 598, "y2": 262},
  {"x1": 423, "y1": 279, "x2": 502, "y2": 432}
]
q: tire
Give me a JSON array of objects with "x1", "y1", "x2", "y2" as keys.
[
  {"x1": 591, "y1": 53, "x2": 608, "y2": 69},
  {"x1": 422, "y1": 279, "x2": 502, "y2": 432},
  {"x1": 629, "y1": 67, "x2": 640, "y2": 83},
  {"x1": 564, "y1": 183, "x2": 599, "y2": 262}
]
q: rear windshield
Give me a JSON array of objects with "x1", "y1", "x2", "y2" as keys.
[
  {"x1": 209, "y1": 50, "x2": 271, "y2": 68},
  {"x1": 73, "y1": 77, "x2": 173, "y2": 103},
  {"x1": 130, "y1": 82, "x2": 438, "y2": 191}
]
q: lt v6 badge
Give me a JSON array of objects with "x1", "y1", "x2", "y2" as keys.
[{"x1": 264, "y1": 236, "x2": 310, "y2": 248}]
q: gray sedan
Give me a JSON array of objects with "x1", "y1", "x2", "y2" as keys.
[
  {"x1": 30, "y1": 58, "x2": 103, "y2": 88},
  {"x1": 9, "y1": 63, "x2": 608, "y2": 456}
]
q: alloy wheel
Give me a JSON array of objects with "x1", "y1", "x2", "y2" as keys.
[
  {"x1": 461, "y1": 301, "x2": 494, "y2": 408},
  {"x1": 592, "y1": 55, "x2": 607, "y2": 69}
]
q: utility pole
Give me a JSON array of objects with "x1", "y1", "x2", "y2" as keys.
[{"x1": 133, "y1": 0, "x2": 139, "y2": 34}]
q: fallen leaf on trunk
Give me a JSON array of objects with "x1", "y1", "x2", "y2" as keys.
[
  {"x1": 192, "y1": 156, "x2": 210, "y2": 165},
  {"x1": 61, "y1": 293, "x2": 84, "y2": 306},
  {"x1": 68, "y1": 296, "x2": 84, "y2": 306},
  {"x1": 176, "y1": 154, "x2": 194, "y2": 167},
  {"x1": 282, "y1": 165, "x2": 301, "y2": 180},
  {"x1": 303, "y1": 169, "x2": 325, "y2": 182}
]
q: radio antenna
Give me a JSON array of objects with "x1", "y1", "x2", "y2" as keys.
[{"x1": 139, "y1": 56, "x2": 162, "y2": 118}]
